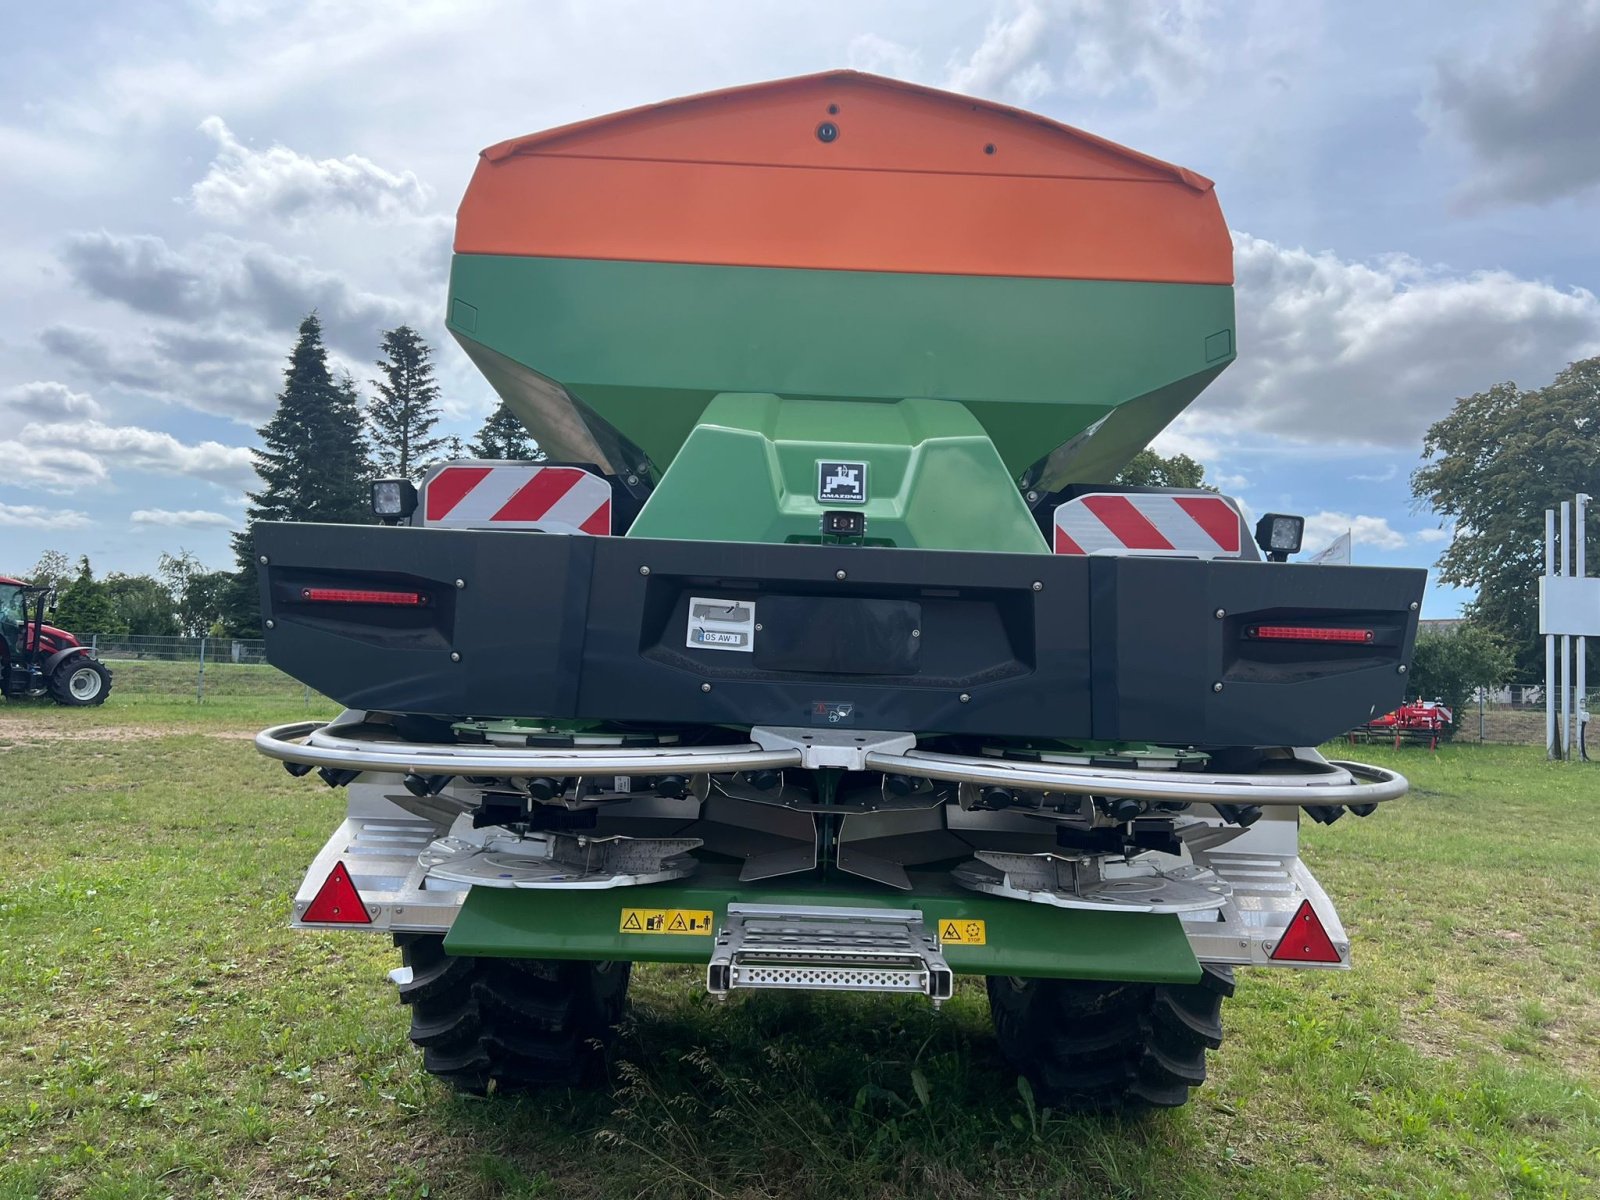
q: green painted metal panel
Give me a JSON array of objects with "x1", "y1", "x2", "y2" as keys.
[
  {"x1": 443, "y1": 870, "x2": 1201, "y2": 984},
  {"x1": 627, "y1": 394, "x2": 1048, "y2": 551},
  {"x1": 447, "y1": 254, "x2": 1235, "y2": 482}
]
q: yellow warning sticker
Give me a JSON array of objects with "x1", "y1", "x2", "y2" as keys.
[
  {"x1": 938, "y1": 919, "x2": 987, "y2": 946},
  {"x1": 619, "y1": 908, "x2": 715, "y2": 936}
]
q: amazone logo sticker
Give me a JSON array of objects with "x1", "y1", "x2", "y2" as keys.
[{"x1": 817, "y1": 460, "x2": 867, "y2": 504}]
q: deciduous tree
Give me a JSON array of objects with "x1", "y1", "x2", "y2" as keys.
[
  {"x1": 1114, "y1": 449, "x2": 1208, "y2": 489},
  {"x1": 27, "y1": 549, "x2": 71, "y2": 591},
  {"x1": 1412, "y1": 357, "x2": 1600, "y2": 673},
  {"x1": 159, "y1": 551, "x2": 235, "y2": 636},
  {"x1": 52, "y1": 556, "x2": 122, "y2": 639},
  {"x1": 104, "y1": 573, "x2": 179, "y2": 636},
  {"x1": 1408, "y1": 621, "x2": 1515, "y2": 725}
]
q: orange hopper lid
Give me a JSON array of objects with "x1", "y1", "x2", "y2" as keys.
[{"x1": 455, "y1": 70, "x2": 1233, "y2": 285}]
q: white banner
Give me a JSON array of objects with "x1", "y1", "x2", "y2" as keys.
[{"x1": 1308, "y1": 530, "x2": 1352, "y2": 565}]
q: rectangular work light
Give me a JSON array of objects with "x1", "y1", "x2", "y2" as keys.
[
  {"x1": 1254, "y1": 513, "x2": 1304, "y2": 562},
  {"x1": 371, "y1": 478, "x2": 418, "y2": 523}
]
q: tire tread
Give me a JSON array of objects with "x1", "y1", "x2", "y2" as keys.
[
  {"x1": 987, "y1": 966, "x2": 1233, "y2": 1111},
  {"x1": 392, "y1": 935, "x2": 628, "y2": 1093}
]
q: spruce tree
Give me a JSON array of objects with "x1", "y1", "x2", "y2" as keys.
[
  {"x1": 228, "y1": 313, "x2": 372, "y2": 634},
  {"x1": 368, "y1": 325, "x2": 446, "y2": 478},
  {"x1": 327, "y1": 372, "x2": 371, "y2": 513},
  {"x1": 469, "y1": 401, "x2": 543, "y2": 460}
]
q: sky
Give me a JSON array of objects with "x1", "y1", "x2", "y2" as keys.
[{"x1": 2, "y1": 0, "x2": 1598, "y2": 616}]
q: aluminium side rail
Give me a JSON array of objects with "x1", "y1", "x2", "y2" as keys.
[{"x1": 257, "y1": 720, "x2": 1407, "y2": 809}]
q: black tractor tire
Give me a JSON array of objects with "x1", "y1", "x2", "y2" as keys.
[
  {"x1": 49, "y1": 658, "x2": 113, "y2": 706},
  {"x1": 986, "y1": 964, "x2": 1234, "y2": 1111},
  {"x1": 393, "y1": 934, "x2": 630, "y2": 1094}
]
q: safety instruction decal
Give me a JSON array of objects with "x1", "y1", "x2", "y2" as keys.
[
  {"x1": 938, "y1": 918, "x2": 987, "y2": 946},
  {"x1": 619, "y1": 908, "x2": 715, "y2": 936}
]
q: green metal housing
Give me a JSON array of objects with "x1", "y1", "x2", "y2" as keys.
[
  {"x1": 445, "y1": 869, "x2": 1202, "y2": 984},
  {"x1": 627, "y1": 394, "x2": 1046, "y2": 550},
  {"x1": 446, "y1": 254, "x2": 1235, "y2": 509}
]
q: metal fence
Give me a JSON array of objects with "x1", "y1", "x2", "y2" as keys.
[
  {"x1": 82, "y1": 633, "x2": 319, "y2": 705},
  {"x1": 1463, "y1": 683, "x2": 1597, "y2": 748}
]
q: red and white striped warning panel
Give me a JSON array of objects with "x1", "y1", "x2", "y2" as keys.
[
  {"x1": 1052, "y1": 493, "x2": 1243, "y2": 558},
  {"x1": 420, "y1": 462, "x2": 611, "y2": 534}
]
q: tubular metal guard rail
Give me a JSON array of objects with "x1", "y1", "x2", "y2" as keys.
[
  {"x1": 257, "y1": 721, "x2": 1407, "y2": 809},
  {"x1": 256, "y1": 720, "x2": 801, "y2": 777},
  {"x1": 866, "y1": 749, "x2": 1407, "y2": 807}
]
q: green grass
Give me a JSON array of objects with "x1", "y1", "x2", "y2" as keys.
[
  {"x1": 1, "y1": 660, "x2": 334, "y2": 726},
  {"x1": 96, "y1": 658, "x2": 327, "y2": 709},
  {"x1": 0, "y1": 707, "x2": 1596, "y2": 1199}
]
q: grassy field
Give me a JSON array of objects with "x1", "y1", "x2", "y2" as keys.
[
  {"x1": 94, "y1": 659, "x2": 323, "y2": 709},
  {"x1": 0, "y1": 696, "x2": 1596, "y2": 1199}
]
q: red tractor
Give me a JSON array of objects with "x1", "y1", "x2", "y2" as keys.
[{"x1": 0, "y1": 576, "x2": 114, "y2": 705}]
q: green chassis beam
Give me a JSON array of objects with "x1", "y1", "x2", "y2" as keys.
[{"x1": 444, "y1": 868, "x2": 1201, "y2": 984}]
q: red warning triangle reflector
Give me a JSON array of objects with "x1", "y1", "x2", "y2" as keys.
[
  {"x1": 302, "y1": 861, "x2": 372, "y2": 924},
  {"x1": 1270, "y1": 899, "x2": 1340, "y2": 963}
]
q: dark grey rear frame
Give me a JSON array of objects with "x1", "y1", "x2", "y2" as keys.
[{"x1": 253, "y1": 522, "x2": 1425, "y2": 747}]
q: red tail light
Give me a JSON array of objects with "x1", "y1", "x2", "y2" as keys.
[
  {"x1": 1269, "y1": 899, "x2": 1341, "y2": 963},
  {"x1": 1248, "y1": 625, "x2": 1373, "y2": 644},
  {"x1": 300, "y1": 587, "x2": 425, "y2": 606}
]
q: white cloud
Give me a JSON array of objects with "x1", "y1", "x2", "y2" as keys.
[
  {"x1": 6, "y1": 447, "x2": 111, "y2": 493},
  {"x1": 130, "y1": 508, "x2": 238, "y2": 528},
  {"x1": 191, "y1": 116, "x2": 432, "y2": 225},
  {"x1": 0, "y1": 122, "x2": 98, "y2": 182},
  {"x1": 1303, "y1": 511, "x2": 1407, "y2": 553},
  {"x1": 1147, "y1": 420, "x2": 1222, "y2": 464},
  {"x1": 1352, "y1": 464, "x2": 1399, "y2": 483},
  {"x1": 945, "y1": 1, "x2": 1055, "y2": 102},
  {"x1": 1201, "y1": 232, "x2": 1600, "y2": 448},
  {"x1": 848, "y1": 0, "x2": 1214, "y2": 105},
  {"x1": 0, "y1": 380, "x2": 101, "y2": 420},
  {"x1": 0, "y1": 503, "x2": 91, "y2": 530},
  {"x1": 48, "y1": 0, "x2": 480, "y2": 138},
  {"x1": 1415, "y1": 526, "x2": 1452, "y2": 544},
  {"x1": 847, "y1": 32, "x2": 925, "y2": 80},
  {"x1": 943, "y1": 0, "x2": 1213, "y2": 104},
  {"x1": 1429, "y1": 1, "x2": 1600, "y2": 208},
  {"x1": 40, "y1": 323, "x2": 281, "y2": 423},
  {"x1": 59, "y1": 231, "x2": 414, "y2": 350},
  {"x1": 20, "y1": 420, "x2": 255, "y2": 490}
]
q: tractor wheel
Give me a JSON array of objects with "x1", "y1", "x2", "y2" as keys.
[
  {"x1": 393, "y1": 934, "x2": 630, "y2": 1094},
  {"x1": 49, "y1": 658, "x2": 113, "y2": 706},
  {"x1": 986, "y1": 964, "x2": 1234, "y2": 1110}
]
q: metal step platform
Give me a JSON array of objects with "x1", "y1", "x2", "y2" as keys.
[{"x1": 706, "y1": 903, "x2": 954, "y2": 1005}]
